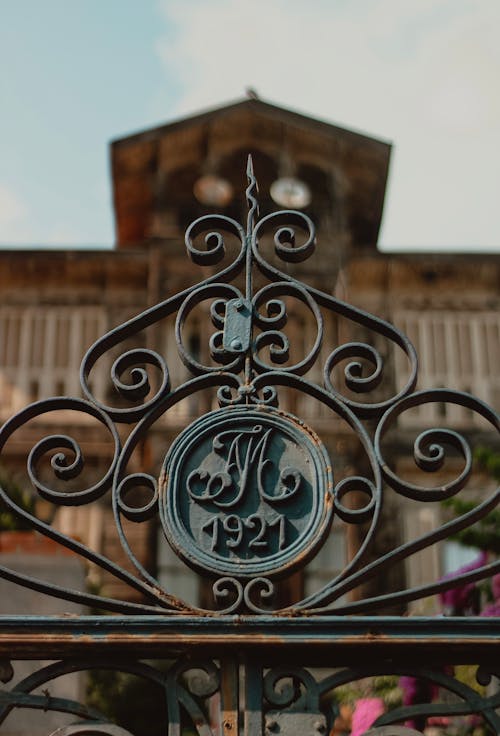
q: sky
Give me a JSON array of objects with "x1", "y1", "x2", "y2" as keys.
[{"x1": 0, "y1": 0, "x2": 499, "y2": 251}]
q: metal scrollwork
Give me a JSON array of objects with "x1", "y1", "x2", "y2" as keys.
[
  {"x1": 0, "y1": 154, "x2": 499, "y2": 617},
  {"x1": 3, "y1": 656, "x2": 498, "y2": 735},
  {"x1": 0, "y1": 657, "x2": 221, "y2": 735},
  {"x1": 176, "y1": 283, "x2": 245, "y2": 373},
  {"x1": 317, "y1": 663, "x2": 500, "y2": 733},
  {"x1": 252, "y1": 281, "x2": 323, "y2": 374}
]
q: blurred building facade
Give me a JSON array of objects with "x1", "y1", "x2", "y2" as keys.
[{"x1": 1, "y1": 99, "x2": 498, "y2": 611}]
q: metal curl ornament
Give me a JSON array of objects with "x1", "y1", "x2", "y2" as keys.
[
  {"x1": 1, "y1": 155, "x2": 500, "y2": 620},
  {"x1": 81, "y1": 343, "x2": 173, "y2": 425},
  {"x1": 1, "y1": 397, "x2": 122, "y2": 507},
  {"x1": 324, "y1": 342, "x2": 383, "y2": 394},
  {"x1": 375, "y1": 389, "x2": 500, "y2": 501},
  {"x1": 110, "y1": 348, "x2": 169, "y2": 403},
  {"x1": 264, "y1": 666, "x2": 320, "y2": 710},
  {"x1": 212, "y1": 577, "x2": 244, "y2": 613},
  {"x1": 0, "y1": 399, "x2": 175, "y2": 614},
  {"x1": 2, "y1": 152, "x2": 500, "y2": 736},
  {"x1": 252, "y1": 280, "x2": 323, "y2": 375},
  {"x1": 217, "y1": 382, "x2": 246, "y2": 407},
  {"x1": 253, "y1": 296, "x2": 287, "y2": 330},
  {"x1": 243, "y1": 577, "x2": 275, "y2": 613},
  {"x1": 175, "y1": 282, "x2": 244, "y2": 375},
  {"x1": 184, "y1": 214, "x2": 245, "y2": 266},
  {"x1": 171, "y1": 659, "x2": 220, "y2": 701},
  {"x1": 248, "y1": 384, "x2": 279, "y2": 406},
  {"x1": 252, "y1": 210, "x2": 316, "y2": 265}
]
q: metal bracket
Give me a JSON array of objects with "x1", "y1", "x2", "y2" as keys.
[{"x1": 222, "y1": 298, "x2": 252, "y2": 353}]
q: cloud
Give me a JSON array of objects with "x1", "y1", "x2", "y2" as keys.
[
  {"x1": 0, "y1": 184, "x2": 27, "y2": 227},
  {"x1": 0, "y1": 184, "x2": 34, "y2": 243},
  {"x1": 156, "y1": 0, "x2": 500, "y2": 249},
  {"x1": 0, "y1": 183, "x2": 93, "y2": 247}
]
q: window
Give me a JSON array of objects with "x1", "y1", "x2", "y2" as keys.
[
  {"x1": 0, "y1": 306, "x2": 107, "y2": 416},
  {"x1": 394, "y1": 310, "x2": 500, "y2": 426}
]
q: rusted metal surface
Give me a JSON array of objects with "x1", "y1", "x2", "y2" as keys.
[
  {"x1": 0, "y1": 158, "x2": 499, "y2": 733},
  {"x1": 1, "y1": 616, "x2": 499, "y2": 663},
  {"x1": 1, "y1": 158, "x2": 499, "y2": 619}
]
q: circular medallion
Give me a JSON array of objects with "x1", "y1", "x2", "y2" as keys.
[{"x1": 159, "y1": 406, "x2": 333, "y2": 578}]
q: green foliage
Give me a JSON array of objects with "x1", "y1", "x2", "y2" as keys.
[
  {"x1": 0, "y1": 470, "x2": 35, "y2": 531},
  {"x1": 453, "y1": 665, "x2": 486, "y2": 696},
  {"x1": 441, "y1": 447, "x2": 500, "y2": 554},
  {"x1": 475, "y1": 446, "x2": 500, "y2": 481},
  {"x1": 86, "y1": 664, "x2": 197, "y2": 736},
  {"x1": 371, "y1": 675, "x2": 402, "y2": 708},
  {"x1": 441, "y1": 496, "x2": 500, "y2": 554},
  {"x1": 86, "y1": 667, "x2": 169, "y2": 736}
]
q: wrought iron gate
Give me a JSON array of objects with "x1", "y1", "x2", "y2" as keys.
[{"x1": 0, "y1": 158, "x2": 499, "y2": 735}]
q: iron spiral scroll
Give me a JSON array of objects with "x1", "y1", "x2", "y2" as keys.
[{"x1": 1, "y1": 155, "x2": 500, "y2": 616}]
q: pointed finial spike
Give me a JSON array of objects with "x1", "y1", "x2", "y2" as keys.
[
  {"x1": 245, "y1": 155, "x2": 259, "y2": 234},
  {"x1": 246, "y1": 154, "x2": 254, "y2": 179}
]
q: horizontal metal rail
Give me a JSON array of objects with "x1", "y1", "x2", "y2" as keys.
[{"x1": 1, "y1": 616, "x2": 499, "y2": 664}]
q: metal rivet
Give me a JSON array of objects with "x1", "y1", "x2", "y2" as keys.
[
  {"x1": 230, "y1": 338, "x2": 242, "y2": 350},
  {"x1": 234, "y1": 300, "x2": 243, "y2": 310}
]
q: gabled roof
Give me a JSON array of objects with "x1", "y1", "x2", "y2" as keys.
[
  {"x1": 112, "y1": 97, "x2": 391, "y2": 150},
  {"x1": 111, "y1": 97, "x2": 392, "y2": 250}
]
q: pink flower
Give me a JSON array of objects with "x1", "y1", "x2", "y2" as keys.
[
  {"x1": 439, "y1": 552, "x2": 488, "y2": 613},
  {"x1": 480, "y1": 601, "x2": 500, "y2": 617},
  {"x1": 399, "y1": 675, "x2": 441, "y2": 729},
  {"x1": 427, "y1": 716, "x2": 449, "y2": 726},
  {"x1": 492, "y1": 573, "x2": 500, "y2": 601},
  {"x1": 399, "y1": 676, "x2": 419, "y2": 706},
  {"x1": 350, "y1": 697, "x2": 385, "y2": 736}
]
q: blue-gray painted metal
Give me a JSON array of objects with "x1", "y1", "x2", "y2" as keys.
[
  {"x1": 160, "y1": 406, "x2": 333, "y2": 586},
  {"x1": 1, "y1": 157, "x2": 498, "y2": 616},
  {"x1": 0, "y1": 157, "x2": 499, "y2": 735}
]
